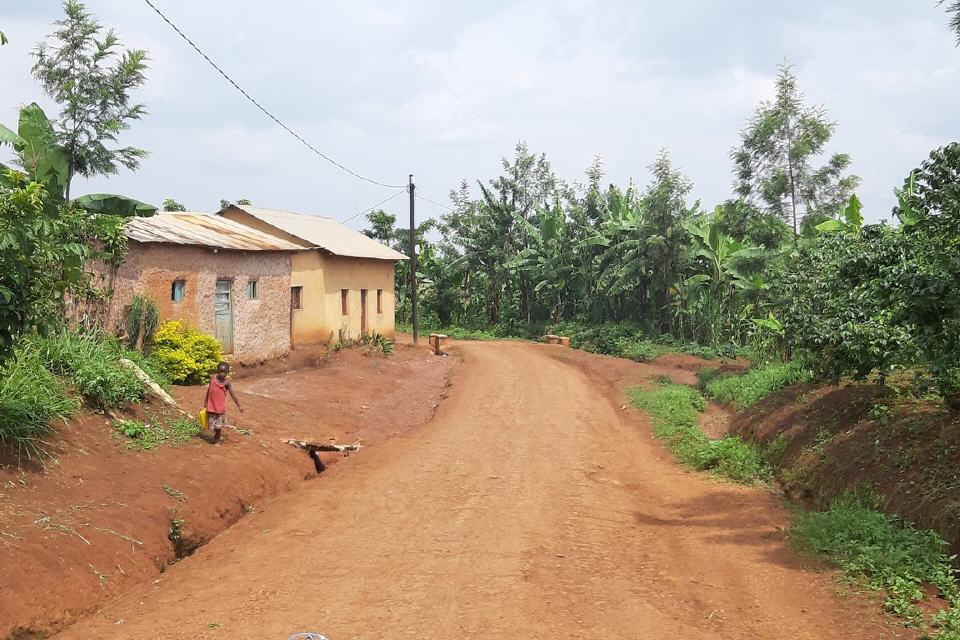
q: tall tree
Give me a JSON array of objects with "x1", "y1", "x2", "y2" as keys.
[
  {"x1": 643, "y1": 149, "x2": 695, "y2": 331},
  {"x1": 31, "y1": 0, "x2": 148, "y2": 199},
  {"x1": 732, "y1": 64, "x2": 859, "y2": 236},
  {"x1": 943, "y1": 0, "x2": 960, "y2": 44}
]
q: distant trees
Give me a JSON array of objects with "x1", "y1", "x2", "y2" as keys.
[
  {"x1": 31, "y1": 0, "x2": 149, "y2": 199},
  {"x1": 732, "y1": 64, "x2": 859, "y2": 236},
  {"x1": 162, "y1": 199, "x2": 187, "y2": 212}
]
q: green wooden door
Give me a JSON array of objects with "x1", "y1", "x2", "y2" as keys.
[{"x1": 214, "y1": 279, "x2": 233, "y2": 354}]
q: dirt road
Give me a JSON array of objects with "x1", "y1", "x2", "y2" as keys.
[{"x1": 55, "y1": 342, "x2": 904, "y2": 639}]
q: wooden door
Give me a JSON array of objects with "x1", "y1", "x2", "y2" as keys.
[
  {"x1": 360, "y1": 289, "x2": 368, "y2": 335},
  {"x1": 214, "y1": 279, "x2": 233, "y2": 354}
]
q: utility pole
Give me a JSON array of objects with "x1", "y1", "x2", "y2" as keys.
[{"x1": 409, "y1": 174, "x2": 419, "y2": 344}]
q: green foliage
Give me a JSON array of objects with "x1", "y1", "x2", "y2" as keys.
[
  {"x1": 703, "y1": 362, "x2": 808, "y2": 410},
  {"x1": 790, "y1": 494, "x2": 959, "y2": 634},
  {"x1": 732, "y1": 63, "x2": 859, "y2": 235},
  {"x1": 115, "y1": 415, "x2": 199, "y2": 450},
  {"x1": 124, "y1": 294, "x2": 160, "y2": 351},
  {"x1": 0, "y1": 341, "x2": 77, "y2": 459},
  {"x1": 151, "y1": 321, "x2": 222, "y2": 385},
  {"x1": 31, "y1": 0, "x2": 149, "y2": 193},
  {"x1": 162, "y1": 198, "x2": 186, "y2": 212},
  {"x1": 30, "y1": 329, "x2": 144, "y2": 408},
  {"x1": 0, "y1": 174, "x2": 89, "y2": 354},
  {"x1": 332, "y1": 331, "x2": 395, "y2": 356},
  {"x1": 628, "y1": 382, "x2": 769, "y2": 483}
]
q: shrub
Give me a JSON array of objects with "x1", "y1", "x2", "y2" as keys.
[
  {"x1": 628, "y1": 381, "x2": 769, "y2": 483},
  {"x1": 790, "y1": 493, "x2": 960, "y2": 631},
  {"x1": 30, "y1": 329, "x2": 145, "y2": 408},
  {"x1": 124, "y1": 294, "x2": 160, "y2": 351},
  {"x1": 0, "y1": 342, "x2": 78, "y2": 459},
  {"x1": 704, "y1": 361, "x2": 807, "y2": 410},
  {"x1": 115, "y1": 415, "x2": 201, "y2": 450},
  {"x1": 615, "y1": 337, "x2": 664, "y2": 363},
  {"x1": 151, "y1": 321, "x2": 223, "y2": 385}
]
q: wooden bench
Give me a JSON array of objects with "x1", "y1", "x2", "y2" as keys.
[
  {"x1": 428, "y1": 333, "x2": 448, "y2": 356},
  {"x1": 545, "y1": 335, "x2": 570, "y2": 347}
]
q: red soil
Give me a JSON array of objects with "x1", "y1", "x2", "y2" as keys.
[{"x1": 0, "y1": 343, "x2": 452, "y2": 639}]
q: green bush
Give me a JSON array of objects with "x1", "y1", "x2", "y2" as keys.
[
  {"x1": 124, "y1": 294, "x2": 160, "y2": 351},
  {"x1": 703, "y1": 361, "x2": 808, "y2": 410},
  {"x1": 628, "y1": 381, "x2": 769, "y2": 483},
  {"x1": 151, "y1": 321, "x2": 223, "y2": 385},
  {"x1": 790, "y1": 494, "x2": 960, "y2": 633},
  {"x1": 0, "y1": 342, "x2": 78, "y2": 459},
  {"x1": 30, "y1": 330, "x2": 145, "y2": 408}
]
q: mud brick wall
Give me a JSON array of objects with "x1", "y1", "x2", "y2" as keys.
[{"x1": 108, "y1": 242, "x2": 293, "y2": 363}]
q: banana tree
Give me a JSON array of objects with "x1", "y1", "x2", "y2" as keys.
[
  {"x1": 0, "y1": 103, "x2": 155, "y2": 217},
  {"x1": 681, "y1": 219, "x2": 766, "y2": 346},
  {"x1": 506, "y1": 197, "x2": 573, "y2": 322}
]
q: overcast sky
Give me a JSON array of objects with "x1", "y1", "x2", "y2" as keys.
[{"x1": 2, "y1": 1, "x2": 958, "y2": 229}]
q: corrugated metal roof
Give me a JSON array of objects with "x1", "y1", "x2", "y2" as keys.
[
  {"x1": 225, "y1": 206, "x2": 409, "y2": 261},
  {"x1": 126, "y1": 213, "x2": 305, "y2": 251}
]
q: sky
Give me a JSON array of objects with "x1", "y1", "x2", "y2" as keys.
[{"x1": 1, "y1": 0, "x2": 958, "y2": 230}]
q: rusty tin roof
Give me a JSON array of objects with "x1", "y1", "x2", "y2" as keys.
[
  {"x1": 126, "y1": 213, "x2": 305, "y2": 251},
  {"x1": 224, "y1": 205, "x2": 409, "y2": 261}
]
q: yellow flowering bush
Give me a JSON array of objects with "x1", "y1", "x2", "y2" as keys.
[{"x1": 151, "y1": 321, "x2": 223, "y2": 384}]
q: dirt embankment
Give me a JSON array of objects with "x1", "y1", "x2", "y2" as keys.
[
  {"x1": 0, "y1": 344, "x2": 453, "y2": 639},
  {"x1": 729, "y1": 382, "x2": 960, "y2": 556}
]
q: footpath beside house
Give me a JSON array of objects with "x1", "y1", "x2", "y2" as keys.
[
  {"x1": 108, "y1": 207, "x2": 406, "y2": 363},
  {"x1": 218, "y1": 204, "x2": 407, "y2": 345}
]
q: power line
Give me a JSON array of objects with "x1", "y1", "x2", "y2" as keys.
[
  {"x1": 414, "y1": 192, "x2": 453, "y2": 211},
  {"x1": 340, "y1": 188, "x2": 408, "y2": 225},
  {"x1": 141, "y1": 0, "x2": 405, "y2": 190}
]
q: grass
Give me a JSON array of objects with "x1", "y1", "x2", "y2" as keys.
[
  {"x1": 790, "y1": 493, "x2": 960, "y2": 637},
  {"x1": 398, "y1": 323, "x2": 515, "y2": 341},
  {"x1": 628, "y1": 381, "x2": 770, "y2": 483},
  {"x1": 29, "y1": 330, "x2": 146, "y2": 408},
  {"x1": 114, "y1": 415, "x2": 201, "y2": 451},
  {"x1": 0, "y1": 342, "x2": 78, "y2": 460},
  {"x1": 701, "y1": 361, "x2": 808, "y2": 410}
]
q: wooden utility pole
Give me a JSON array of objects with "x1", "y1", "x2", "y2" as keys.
[{"x1": 409, "y1": 174, "x2": 419, "y2": 344}]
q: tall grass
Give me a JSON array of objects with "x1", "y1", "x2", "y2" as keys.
[
  {"x1": 30, "y1": 330, "x2": 145, "y2": 408},
  {"x1": 790, "y1": 494, "x2": 960, "y2": 636},
  {"x1": 0, "y1": 342, "x2": 78, "y2": 459},
  {"x1": 628, "y1": 381, "x2": 770, "y2": 483},
  {"x1": 702, "y1": 361, "x2": 808, "y2": 409}
]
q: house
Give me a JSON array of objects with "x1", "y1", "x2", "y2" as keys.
[
  {"x1": 217, "y1": 204, "x2": 407, "y2": 345},
  {"x1": 111, "y1": 212, "x2": 304, "y2": 362}
]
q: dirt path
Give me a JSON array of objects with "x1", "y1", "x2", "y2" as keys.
[{"x1": 55, "y1": 342, "x2": 905, "y2": 639}]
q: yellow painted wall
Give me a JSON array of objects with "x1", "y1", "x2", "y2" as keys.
[
  {"x1": 289, "y1": 252, "x2": 396, "y2": 344},
  {"x1": 219, "y1": 209, "x2": 397, "y2": 344}
]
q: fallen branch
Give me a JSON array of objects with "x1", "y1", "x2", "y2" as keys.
[{"x1": 282, "y1": 439, "x2": 361, "y2": 474}]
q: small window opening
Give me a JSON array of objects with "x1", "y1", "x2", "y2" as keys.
[
  {"x1": 291, "y1": 286, "x2": 302, "y2": 310},
  {"x1": 376, "y1": 289, "x2": 383, "y2": 314},
  {"x1": 171, "y1": 280, "x2": 185, "y2": 303},
  {"x1": 341, "y1": 289, "x2": 349, "y2": 316},
  {"x1": 246, "y1": 279, "x2": 259, "y2": 300}
]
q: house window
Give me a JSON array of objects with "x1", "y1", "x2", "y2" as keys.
[
  {"x1": 171, "y1": 280, "x2": 185, "y2": 303},
  {"x1": 291, "y1": 286, "x2": 302, "y2": 310},
  {"x1": 246, "y1": 279, "x2": 259, "y2": 300},
  {"x1": 376, "y1": 289, "x2": 383, "y2": 314},
  {"x1": 341, "y1": 289, "x2": 349, "y2": 316}
]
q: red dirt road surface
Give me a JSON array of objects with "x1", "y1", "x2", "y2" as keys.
[{"x1": 55, "y1": 342, "x2": 906, "y2": 639}]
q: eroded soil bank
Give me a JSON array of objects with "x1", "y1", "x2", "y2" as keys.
[{"x1": 0, "y1": 344, "x2": 453, "y2": 639}]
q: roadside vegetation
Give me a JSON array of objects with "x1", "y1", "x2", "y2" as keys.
[
  {"x1": 699, "y1": 362, "x2": 809, "y2": 410},
  {"x1": 790, "y1": 493, "x2": 960, "y2": 637},
  {"x1": 628, "y1": 381, "x2": 770, "y2": 484}
]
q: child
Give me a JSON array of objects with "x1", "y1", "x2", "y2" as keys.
[{"x1": 203, "y1": 362, "x2": 243, "y2": 443}]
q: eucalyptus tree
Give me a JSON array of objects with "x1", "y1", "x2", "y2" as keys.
[
  {"x1": 732, "y1": 64, "x2": 859, "y2": 236},
  {"x1": 32, "y1": 0, "x2": 148, "y2": 199}
]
